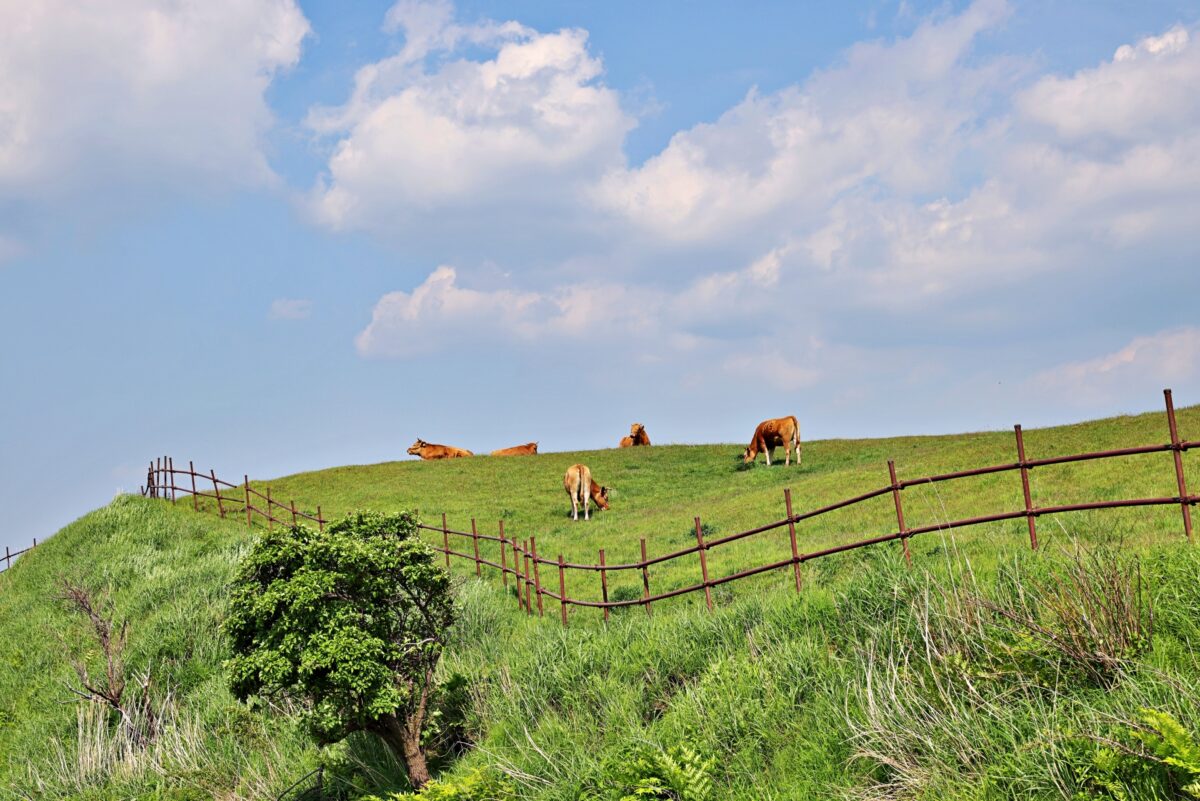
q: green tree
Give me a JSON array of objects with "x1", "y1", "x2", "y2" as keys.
[{"x1": 224, "y1": 511, "x2": 455, "y2": 789}]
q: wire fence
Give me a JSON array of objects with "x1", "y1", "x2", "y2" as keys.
[
  {"x1": 416, "y1": 389, "x2": 1196, "y2": 625},
  {"x1": 1, "y1": 540, "x2": 38, "y2": 574}
]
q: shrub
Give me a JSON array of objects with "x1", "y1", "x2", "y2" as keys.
[{"x1": 606, "y1": 743, "x2": 715, "y2": 801}]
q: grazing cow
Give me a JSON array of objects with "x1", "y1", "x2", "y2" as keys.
[
  {"x1": 742, "y1": 416, "x2": 802, "y2": 466},
  {"x1": 563, "y1": 464, "x2": 610, "y2": 521},
  {"x1": 490, "y1": 442, "x2": 538, "y2": 457},
  {"x1": 618, "y1": 423, "x2": 651, "y2": 448},
  {"x1": 407, "y1": 439, "x2": 473, "y2": 460}
]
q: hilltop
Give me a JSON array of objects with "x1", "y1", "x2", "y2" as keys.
[{"x1": 1, "y1": 406, "x2": 1198, "y2": 800}]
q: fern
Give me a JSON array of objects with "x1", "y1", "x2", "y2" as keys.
[
  {"x1": 1132, "y1": 709, "x2": 1200, "y2": 798},
  {"x1": 613, "y1": 743, "x2": 716, "y2": 801}
]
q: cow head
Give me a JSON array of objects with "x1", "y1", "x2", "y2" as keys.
[
  {"x1": 407, "y1": 439, "x2": 427, "y2": 456},
  {"x1": 593, "y1": 485, "x2": 611, "y2": 510},
  {"x1": 742, "y1": 445, "x2": 756, "y2": 464},
  {"x1": 630, "y1": 423, "x2": 644, "y2": 436}
]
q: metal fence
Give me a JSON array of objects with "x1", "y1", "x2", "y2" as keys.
[
  {"x1": 1, "y1": 540, "x2": 37, "y2": 573},
  {"x1": 417, "y1": 389, "x2": 1196, "y2": 626}
]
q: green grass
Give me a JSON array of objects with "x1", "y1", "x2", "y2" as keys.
[{"x1": 2, "y1": 406, "x2": 1199, "y2": 800}]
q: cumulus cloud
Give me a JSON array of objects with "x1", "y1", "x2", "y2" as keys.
[
  {"x1": 268, "y1": 298, "x2": 313, "y2": 320},
  {"x1": 307, "y1": 0, "x2": 632, "y2": 233},
  {"x1": 0, "y1": 0, "x2": 309, "y2": 198},
  {"x1": 1029, "y1": 328, "x2": 1200, "y2": 408}
]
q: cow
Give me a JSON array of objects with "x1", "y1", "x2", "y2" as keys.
[
  {"x1": 490, "y1": 442, "x2": 538, "y2": 457},
  {"x1": 618, "y1": 423, "x2": 651, "y2": 448},
  {"x1": 742, "y1": 416, "x2": 802, "y2": 467},
  {"x1": 407, "y1": 439, "x2": 473, "y2": 460},
  {"x1": 563, "y1": 463, "x2": 610, "y2": 521}
]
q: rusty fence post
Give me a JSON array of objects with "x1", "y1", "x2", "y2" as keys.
[
  {"x1": 189, "y1": 461, "x2": 198, "y2": 511},
  {"x1": 640, "y1": 538, "x2": 652, "y2": 617},
  {"x1": 210, "y1": 469, "x2": 225, "y2": 518},
  {"x1": 499, "y1": 520, "x2": 508, "y2": 588},
  {"x1": 168, "y1": 457, "x2": 177, "y2": 504},
  {"x1": 4, "y1": 547, "x2": 9, "y2": 569},
  {"x1": 888, "y1": 461, "x2": 913, "y2": 567},
  {"x1": 523, "y1": 542, "x2": 533, "y2": 616},
  {"x1": 441, "y1": 513, "x2": 450, "y2": 568},
  {"x1": 694, "y1": 516, "x2": 714, "y2": 611},
  {"x1": 317, "y1": 506, "x2": 324, "y2": 532},
  {"x1": 1165, "y1": 389, "x2": 1194, "y2": 543},
  {"x1": 290, "y1": 499, "x2": 298, "y2": 527},
  {"x1": 154, "y1": 457, "x2": 160, "y2": 499},
  {"x1": 784, "y1": 488, "x2": 802, "y2": 591},
  {"x1": 1014, "y1": 425, "x2": 1038, "y2": 549},
  {"x1": 510, "y1": 539, "x2": 524, "y2": 610},
  {"x1": 599, "y1": 549, "x2": 610, "y2": 623},
  {"x1": 558, "y1": 554, "x2": 568, "y2": 627},
  {"x1": 266, "y1": 486, "x2": 274, "y2": 531},
  {"x1": 470, "y1": 518, "x2": 481, "y2": 576},
  {"x1": 530, "y1": 537, "x2": 544, "y2": 616},
  {"x1": 244, "y1": 475, "x2": 252, "y2": 528}
]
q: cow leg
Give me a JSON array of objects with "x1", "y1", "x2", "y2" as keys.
[
  {"x1": 571, "y1": 492, "x2": 578, "y2": 521},
  {"x1": 765, "y1": 446, "x2": 772, "y2": 466},
  {"x1": 583, "y1": 490, "x2": 590, "y2": 521}
]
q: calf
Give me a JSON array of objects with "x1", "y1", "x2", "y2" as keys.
[
  {"x1": 407, "y1": 438, "x2": 473, "y2": 460},
  {"x1": 490, "y1": 442, "x2": 538, "y2": 457},
  {"x1": 563, "y1": 463, "x2": 610, "y2": 521},
  {"x1": 618, "y1": 423, "x2": 651, "y2": 448},
  {"x1": 742, "y1": 416, "x2": 801, "y2": 466}
]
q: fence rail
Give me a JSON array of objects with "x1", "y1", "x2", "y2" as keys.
[
  {"x1": 416, "y1": 389, "x2": 1196, "y2": 625},
  {"x1": 120, "y1": 388, "x2": 1196, "y2": 625},
  {"x1": 140, "y1": 457, "x2": 327, "y2": 531},
  {"x1": 1, "y1": 540, "x2": 38, "y2": 573}
]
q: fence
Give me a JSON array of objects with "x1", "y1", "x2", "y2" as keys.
[
  {"x1": 139, "y1": 456, "x2": 327, "y2": 531},
  {"x1": 1, "y1": 539, "x2": 38, "y2": 574},
  {"x1": 416, "y1": 389, "x2": 1197, "y2": 626}
]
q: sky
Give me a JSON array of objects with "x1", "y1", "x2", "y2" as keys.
[{"x1": 2, "y1": 0, "x2": 1200, "y2": 551}]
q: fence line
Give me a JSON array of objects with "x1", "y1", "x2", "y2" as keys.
[
  {"x1": 1, "y1": 539, "x2": 38, "y2": 574},
  {"x1": 140, "y1": 457, "x2": 327, "y2": 531},
  {"x1": 49, "y1": 387, "x2": 1193, "y2": 624},
  {"x1": 416, "y1": 388, "x2": 1196, "y2": 625}
]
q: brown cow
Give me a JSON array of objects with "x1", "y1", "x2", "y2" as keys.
[
  {"x1": 407, "y1": 439, "x2": 473, "y2": 460},
  {"x1": 563, "y1": 463, "x2": 610, "y2": 521},
  {"x1": 490, "y1": 442, "x2": 538, "y2": 457},
  {"x1": 742, "y1": 416, "x2": 801, "y2": 466},
  {"x1": 618, "y1": 423, "x2": 651, "y2": 448}
]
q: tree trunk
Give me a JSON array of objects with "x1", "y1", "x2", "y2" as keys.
[{"x1": 377, "y1": 713, "x2": 431, "y2": 789}]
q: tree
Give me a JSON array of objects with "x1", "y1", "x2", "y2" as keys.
[{"x1": 224, "y1": 511, "x2": 455, "y2": 788}]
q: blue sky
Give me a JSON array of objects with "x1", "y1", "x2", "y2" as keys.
[{"x1": 3, "y1": 0, "x2": 1200, "y2": 551}]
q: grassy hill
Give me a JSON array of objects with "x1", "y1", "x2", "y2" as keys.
[{"x1": 2, "y1": 406, "x2": 1199, "y2": 800}]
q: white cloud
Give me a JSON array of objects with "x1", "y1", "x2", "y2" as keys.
[
  {"x1": 268, "y1": 298, "x2": 313, "y2": 320},
  {"x1": 1029, "y1": 328, "x2": 1200, "y2": 408},
  {"x1": 0, "y1": 0, "x2": 309, "y2": 198},
  {"x1": 308, "y1": 0, "x2": 632, "y2": 232}
]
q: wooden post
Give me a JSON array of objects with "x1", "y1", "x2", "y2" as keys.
[
  {"x1": 499, "y1": 520, "x2": 509, "y2": 588},
  {"x1": 189, "y1": 461, "x2": 198, "y2": 511},
  {"x1": 599, "y1": 549, "x2": 610, "y2": 623},
  {"x1": 210, "y1": 469, "x2": 225, "y2": 518},
  {"x1": 530, "y1": 537, "x2": 544, "y2": 616},
  {"x1": 154, "y1": 457, "x2": 160, "y2": 499},
  {"x1": 470, "y1": 519, "x2": 481, "y2": 576},
  {"x1": 640, "y1": 538, "x2": 652, "y2": 617},
  {"x1": 694, "y1": 516, "x2": 714, "y2": 611},
  {"x1": 442, "y1": 513, "x2": 450, "y2": 568},
  {"x1": 558, "y1": 554, "x2": 568, "y2": 627},
  {"x1": 317, "y1": 505, "x2": 324, "y2": 532},
  {"x1": 244, "y1": 475, "x2": 252, "y2": 527},
  {"x1": 266, "y1": 486, "x2": 274, "y2": 531},
  {"x1": 4, "y1": 547, "x2": 9, "y2": 569},
  {"x1": 511, "y1": 539, "x2": 525, "y2": 609},
  {"x1": 523, "y1": 542, "x2": 533, "y2": 616},
  {"x1": 1165, "y1": 389, "x2": 1194, "y2": 543},
  {"x1": 168, "y1": 457, "x2": 177, "y2": 504},
  {"x1": 1015, "y1": 425, "x2": 1038, "y2": 549},
  {"x1": 888, "y1": 461, "x2": 912, "y2": 567},
  {"x1": 290, "y1": 499, "x2": 298, "y2": 527},
  {"x1": 784, "y1": 489, "x2": 802, "y2": 591}
]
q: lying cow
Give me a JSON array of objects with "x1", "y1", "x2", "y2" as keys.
[
  {"x1": 407, "y1": 439, "x2": 473, "y2": 460},
  {"x1": 490, "y1": 442, "x2": 538, "y2": 457},
  {"x1": 563, "y1": 464, "x2": 610, "y2": 521},
  {"x1": 743, "y1": 416, "x2": 802, "y2": 466},
  {"x1": 618, "y1": 423, "x2": 651, "y2": 448}
]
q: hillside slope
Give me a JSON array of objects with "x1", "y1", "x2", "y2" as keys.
[{"x1": 2, "y1": 408, "x2": 1199, "y2": 800}]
